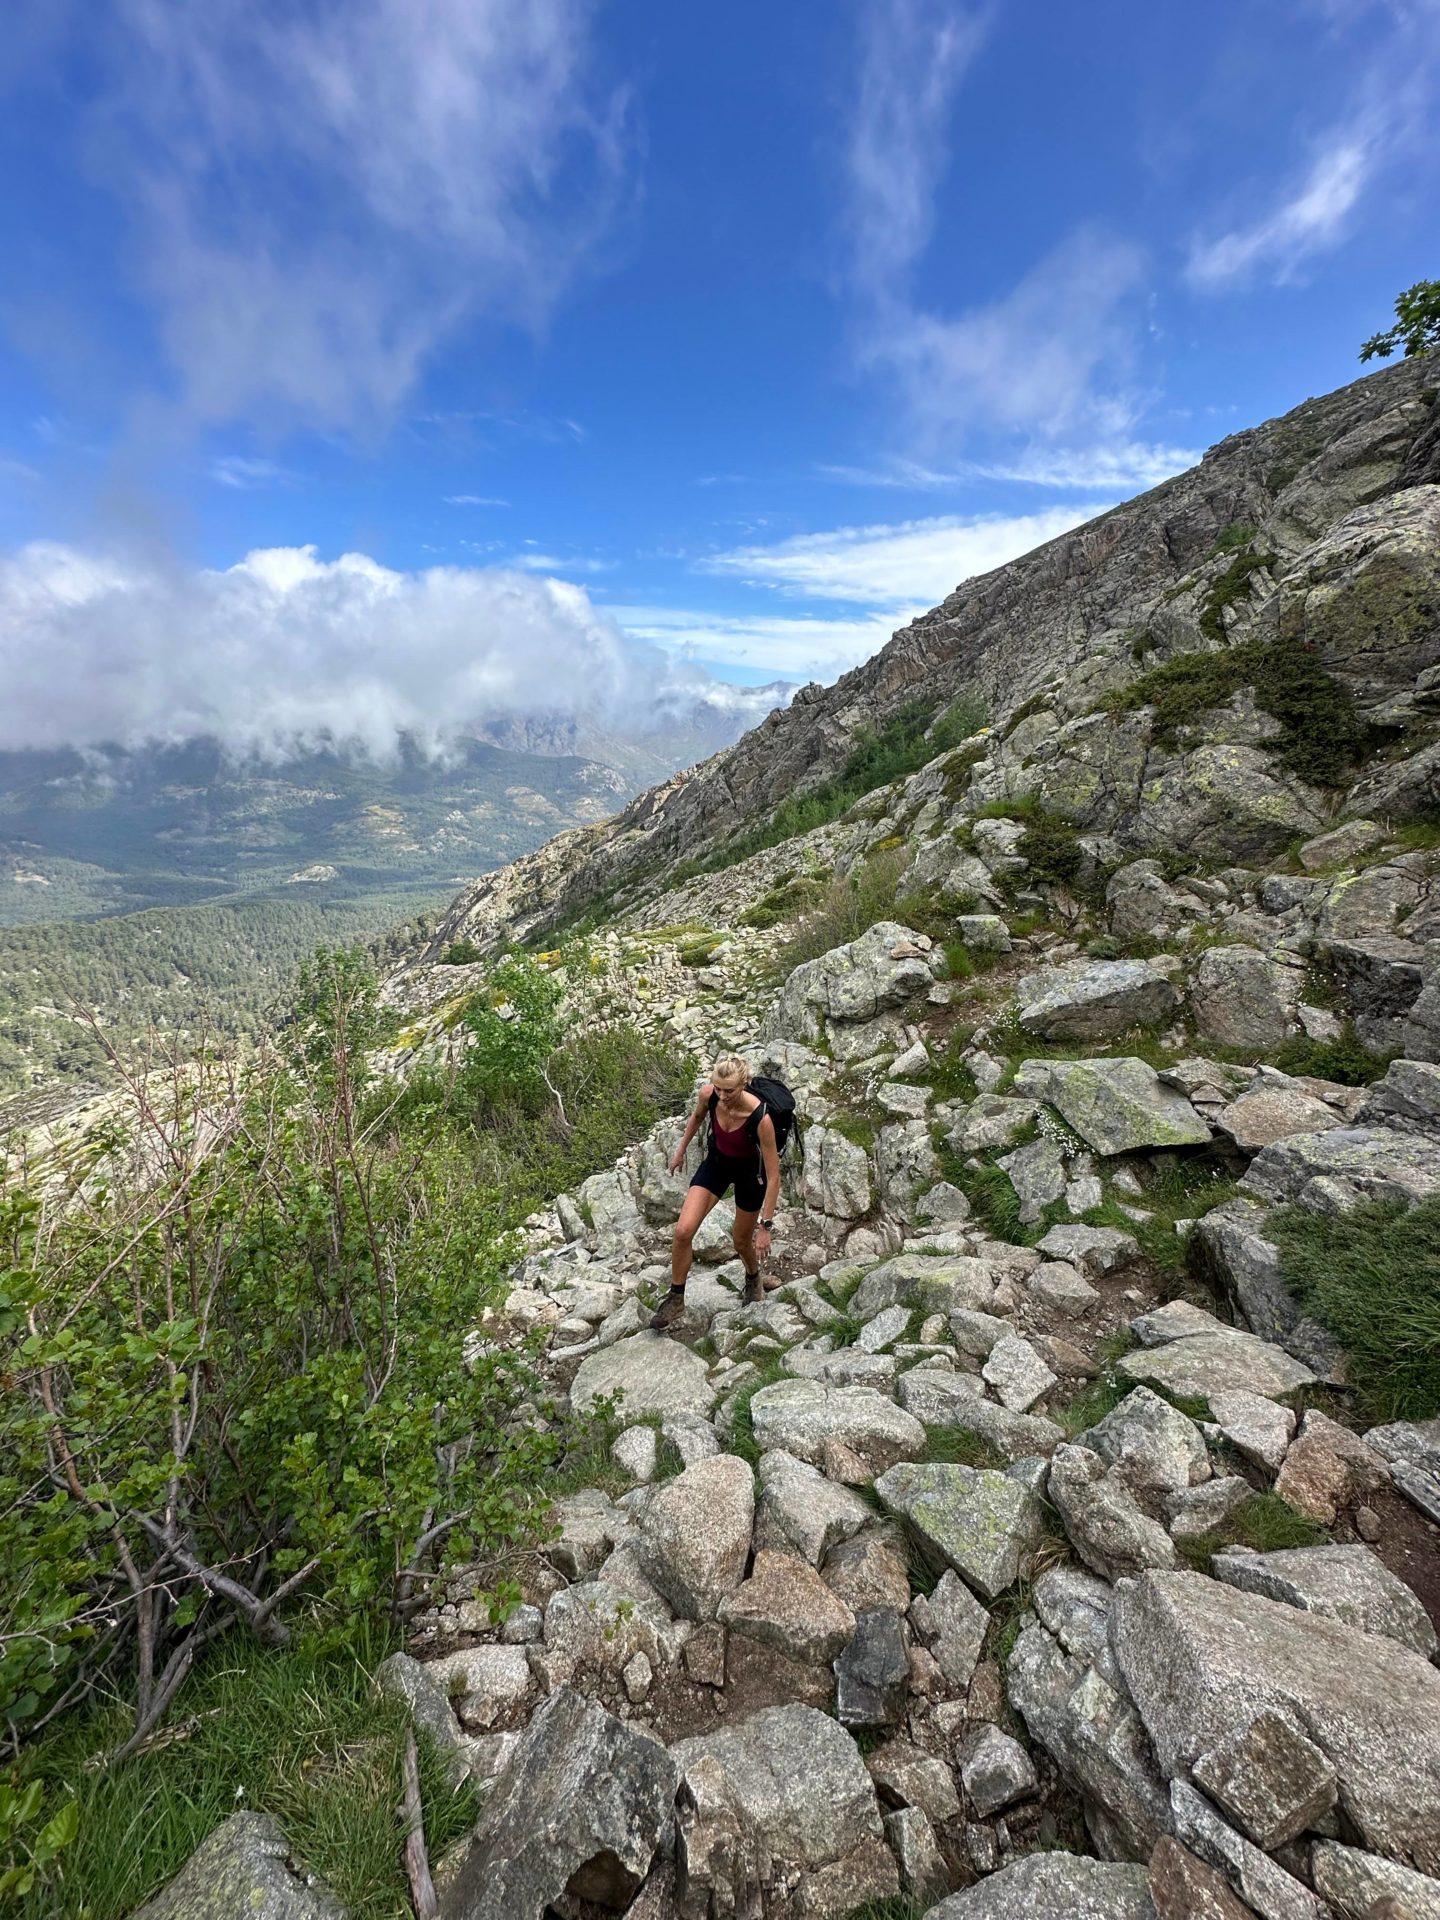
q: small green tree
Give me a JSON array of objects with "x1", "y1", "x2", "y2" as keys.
[
  {"x1": 459, "y1": 953, "x2": 563, "y2": 1112},
  {"x1": 1360, "y1": 278, "x2": 1440, "y2": 361}
]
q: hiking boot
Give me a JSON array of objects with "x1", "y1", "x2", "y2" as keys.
[
  {"x1": 742, "y1": 1271, "x2": 764, "y2": 1306},
  {"x1": 649, "y1": 1288, "x2": 688, "y2": 1331}
]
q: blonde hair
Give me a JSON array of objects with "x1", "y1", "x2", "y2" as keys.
[{"x1": 710, "y1": 1053, "x2": 752, "y2": 1092}]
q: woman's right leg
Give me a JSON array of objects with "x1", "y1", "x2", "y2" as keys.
[
  {"x1": 653, "y1": 1182, "x2": 722, "y2": 1329},
  {"x1": 672, "y1": 1182, "x2": 720, "y2": 1289}
]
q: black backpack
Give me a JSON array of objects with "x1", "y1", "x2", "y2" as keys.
[{"x1": 707, "y1": 1075, "x2": 805, "y2": 1165}]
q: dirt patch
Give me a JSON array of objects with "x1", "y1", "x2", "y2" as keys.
[{"x1": 1334, "y1": 1481, "x2": 1440, "y2": 1635}]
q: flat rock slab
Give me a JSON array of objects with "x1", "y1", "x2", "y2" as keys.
[
  {"x1": 1112, "y1": 1569, "x2": 1440, "y2": 1874},
  {"x1": 926, "y1": 1852, "x2": 1156, "y2": 1918},
  {"x1": 874, "y1": 1461, "x2": 1044, "y2": 1600},
  {"x1": 1213, "y1": 1543, "x2": 1438, "y2": 1659},
  {"x1": 1242, "y1": 1123, "x2": 1440, "y2": 1211},
  {"x1": 570, "y1": 1332, "x2": 717, "y2": 1420},
  {"x1": 134, "y1": 1813, "x2": 345, "y2": 1920},
  {"x1": 1120, "y1": 1329, "x2": 1316, "y2": 1404},
  {"x1": 748, "y1": 1378, "x2": 926, "y2": 1477},
  {"x1": 1017, "y1": 1057, "x2": 1211, "y2": 1155}
]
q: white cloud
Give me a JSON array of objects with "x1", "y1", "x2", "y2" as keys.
[
  {"x1": 1186, "y1": 138, "x2": 1372, "y2": 288},
  {"x1": 700, "y1": 504, "x2": 1105, "y2": 607},
  {"x1": 69, "y1": 0, "x2": 629, "y2": 433},
  {"x1": 820, "y1": 439, "x2": 1197, "y2": 492},
  {"x1": 445, "y1": 494, "x2": 510, "y2": 507},
  {"x1": 846, "y1": 0, "x2": 990, "y2": 289},
  {"x1": 613, "y1": 604, "x2": 910, "y2": 682},
  {"x1": 508, "y1": 552, "x2": 616, "y2": 574},
  {"x1": 210, "y1": 455, "x2": 299, "y2": 489},
  {"x1": 0, "y1": 541, "x2": 711, "y2": 756}
]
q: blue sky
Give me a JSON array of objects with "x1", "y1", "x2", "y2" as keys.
[{"x1": 0, "y1": 0, "x2": 1436, "y2": 752}]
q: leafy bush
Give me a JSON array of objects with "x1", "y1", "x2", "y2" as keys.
[
  {"x1": 440, "y1": 938, "x2": 483, "y2": 965},
  {"x1": 1271, "y1": 1195, "x2": 1440, "y2": 1421},
  {"x1": 1104, "y1": 637, "x2": 1374, "y2": 787},
  {"x1": 776, "y1": 847, "x2": 911, "y2": 971},
  {"x1": 458, "y1": 952, "x2": 562, "y2": 1111},
  {"x1": 1198, "y1": 547, "x2": 1276, "y2": 643}
]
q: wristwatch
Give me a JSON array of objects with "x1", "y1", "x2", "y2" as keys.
[{"x1": 759, "y1": 1217, "x2": 775, "y2": 1230}]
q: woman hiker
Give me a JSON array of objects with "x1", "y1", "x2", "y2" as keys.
[{"x1": 650, "y1": 1054, "x2": 781, "y2": 1330}]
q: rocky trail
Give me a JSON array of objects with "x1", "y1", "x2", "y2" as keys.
[{"x1": 126, "y1": 362, "x2": 1440, "y2": 1919}]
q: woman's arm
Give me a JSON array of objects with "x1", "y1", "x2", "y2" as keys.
[{"x1": 668, "y1": 1085, "x2": 712, "y2": 1173}]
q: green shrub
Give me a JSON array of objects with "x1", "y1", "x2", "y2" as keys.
[
  {"x1": 1198, "y1": 546, "x2": 1276, "y2": 643},
  {"x1": 776, "y1": 846, "x2": 911, "y2": 970},
  {"x1": 1271, "y1": 1196, "x2": 1440, "y2": 1421},
  {"x1": 458, "y1": 951, "x2": 562, "y2": 1111},
  {"x1": 1208, "y1": 520, "x2": 1258, "y2": 558},
  {"x1": 1104, "y1": 637, "x2": 1374, "y2": 787},
  {"x1": 440, "y1": 938, "x2": 483, "y2": 965},
  {"x1": 1272, "y1": 1022, "x2": 1395, "y2": 1086}
]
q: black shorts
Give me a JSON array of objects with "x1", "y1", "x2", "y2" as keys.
[{"x1": 690, "y1": 1149, "x2": 765, "y2": 1214}]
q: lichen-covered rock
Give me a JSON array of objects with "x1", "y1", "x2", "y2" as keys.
[
  {"x1": 874, "y1": 1119, "x2": 939, "y2": 1222},
  {"x1": 850, "y1": 1253, "x2": 997, "y2": 1319},
  {"x1": 896, "y1": 1369, "x2": 1064, "y2": 1459},
  {"x1": 1017, "y1": 1058, "x2": 1210, "y2": 1155},
  {"x1": 134, "y1": 1813, "x2": 345, "y2": 1920},
  {"x1": 570, "y1": 1331, "x2": 718, "y2": 1420},
  {"x1": 800, "y1": 1124, "x2": 874, "y2": 1220},
  {"x1": 749, "y1": 1379, "x2": 926, "y2": 1477},
  {"x1": 1242, "y1": 1123, "x2": 1440, "y2": 1212},
  {"x1": 874, "y1": 1460, "x2": 1045, "y2": 1600},
  {"x1": 762, "y1": 921, "x2": 940, "y2": 1049},
  {"x1": 1190, "y1": 945, "x2": 1301, "y2": 1050},
  {"x1": 1080, "y1": 1387, "x2": 1210, "y2": 1494}
]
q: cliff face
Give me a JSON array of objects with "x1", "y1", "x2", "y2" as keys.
[{"x1": 404, "y1": 359, "x2": 1438, "y2": 968}]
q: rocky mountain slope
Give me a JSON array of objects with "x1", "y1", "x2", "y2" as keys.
[{"x1": 91, "y1": 360, "x2": 1440, "y2": 1917}]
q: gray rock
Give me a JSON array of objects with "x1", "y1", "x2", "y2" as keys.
[
  {"x1": 1365, "y1": 1415, "x2": 1440, "y2": 1479},
  {"x1": 851, "y1": 1253, "x2": 997, "y2": 1320},
  {"x1": 1273, "y1": 1409, "x2": 1390, "y2": 1523},
  {"x1": 981, "y1": 1333, "x2": 1058, "y2": 1412},
  {"x1": 545, "y1": 1489, "x2": 631, "y2": 1580},
  {"x1": 1047, "y1": 1443, "x2": 1179, "y2": 1581},
  {"x1": 1006, "y1": 1620, "x2": 1171, "y2": 1859},
  {"x1": 754, "y1": 1449, "x2": 874, "y2": 1566},
  {"x1": 1165, "y1": 1475, "x2": 1255, "y2": 1543},
  {"x1": 1191, "y1": 1708, "x2": 1338, "y2": 1850},
  {"x1": 612, "y1": 1425, "x2": 659, "y2": 1483},
  {"x1": 1112, "y1": 1570, "x2": 1440, "y2": 1873},
  {"x1": 1242, "y1": 1123, "x2": 1440, "y2": 1212},
  {"x1": 1169, "y1": 1779, "x2": 1323, "y2": 1920},
  {"x1": 1356, "y1": 1056, "x2": 1440, "y2": 1135},
  {"x1": 801, "y1": 1124, "x2": 875, "y2": 1220},
  {"x1": 909, "y1": 1569, "x2": 989, "y2": 1690},
  {"x1": 633, "y1": 1454, "x2": 755, "y2": 1621},
  {"x1": 1208, "y1": 1389, "x2": 1296, "y2": 1474},
  {"x1": 856, "y1": 1303, "x2": 912, "y2": 1352},
  {"x1": 874, "y1": 1461, "x2": 1045, "y2": 1600},
  {"x1": 764, "y1": 920, "x2": 941, "y2": 1049},
  {"x1": 823, "y1": 1525, "x2": 914, "y2": 1615},
  {"x1": 376, "y1": 1652, "x2": 468, "y2": 1790},
  {"x1": 719, "y1": 1547, "x2": 856, "y2": 1666},
  {"x1": 835, "y1": 1608, "x2": 911, "y2": 1728},
  {"x1": 923, "y1": 1852, "x2": 1156, "y2": 1918},
  {"x1": 1216, "y1": 1084, "x2": 1342, "y2": 1154},
  {"x1": 1120, "y1": 1326, "x2": 1316, "y2": 1404},
  {"x1": 672, "y1": 1703, "x2": 898, "y2": 1920},
  {"x1": 1032, "y1": 1564, "x2": 1114, "y2": 1665},
  {"x1": 897, "y1": 1369, "x2": 1065, "y2": 1459},
  {"x1": 1213, "y1": 1544, "x2": 1438, "y2": 1659},
  {"x1": 662, "y1": 1410, "x2": 724, "y2": 1468},
  {"x1": 1148, "y1": 1835, "x2": 1257, "y2": 1920},
  {"x1": 1030, "y1": 1260, "x2": 1101, "y2": 1315},
  {"x1": 1310, "y1": 1839, "x2": 1440, "y2": 1920},
  {"x1": 875, "y1": 1120, "x2": 940, "y2": 1221},
  {"x1": 883, "y1": 1806, "x2": 949, "y2": 1904},
  {"x1": 748, "y1": 1378, "x2": 926, "y2": 1477},
  {"x1": 134, "y1": 1813, "x2": 345, "y2": 1920},
  {"x1": 1082, "y1": 1387, "x2": 1210, "y2": 1493},
  {"x1": 866, "y1": 1737, "x2": 962, "y2": 1825},
  {"x1": 957, "y1": 1722, "x2": 1038, "y2": 1816},
  {"x1": 949, "y1": 1094, "x2": 1039, "y2": 1153},
  {"x1": 570, "y1": 1331, "x2": 718, "y2": 1419},
  {"x1": 1017, "y1": 958, "x2": 1180, "y2": 1042},
  {"x1": 956, "y1": 912, "x2": 1011, "y2": 952},
  {"x1": 997, "y1": 1137, "x2": 1068, "y2": 1223},
  {"x1": 541, "y1": 1581, "x2": 669, "y2": 1682},
  {"x1": 1018, "y1": 1057, "x2": 1210, "y2": 1155},
  {"x1": 428, "y1": 1645, "x2": 532, "y2": 1731},
  {"x1": 1191, "y1": 945, "x2": 1301, "y2": 1051},
  {"x1": 1035, "y1": 1221, "x2": 1141, "y2": 1274},
  {"x1": 441, "y1": 1689, "x2": 676, "y2": 1918},
  {"x1": 1297, "y1": 820, "x2": 1388, "y2": 870}
]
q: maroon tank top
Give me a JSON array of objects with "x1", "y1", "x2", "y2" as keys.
[{"x1": 713, "y1": 1105, "x2": 757, "y2": 1157}]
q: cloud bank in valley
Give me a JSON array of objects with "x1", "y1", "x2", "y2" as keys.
[{"x1": 0, "y1": 543, "x2": 730, "y2": 759}]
